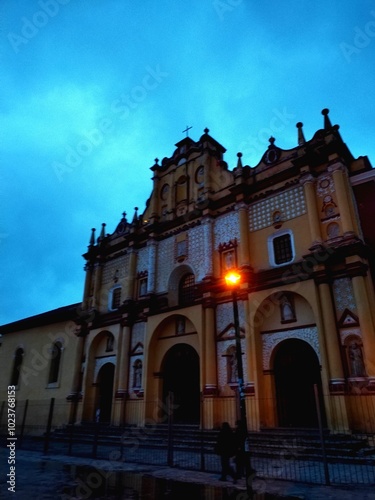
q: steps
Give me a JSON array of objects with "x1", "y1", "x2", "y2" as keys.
[{"x1": 51, "y1": 424, "x2": 375, "y2": 465}]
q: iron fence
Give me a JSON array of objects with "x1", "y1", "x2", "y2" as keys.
[{"x1": 1, "y1": 394, "x2": 374, "y2": 487}]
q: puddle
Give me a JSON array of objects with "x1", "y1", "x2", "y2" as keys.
[{"x1": 61, "y1": 465, "x2": 299, "y2": 499}]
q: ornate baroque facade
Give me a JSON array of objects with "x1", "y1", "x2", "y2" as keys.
[{"x1": 1, "y1": 110, "x2": 375, "y2": 432}]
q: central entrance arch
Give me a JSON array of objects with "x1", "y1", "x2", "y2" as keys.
[
  {"x1": 162, "y1": 343, "x2": 200, "y2": 423},
  {"x1": 274, "y1": 339, "x2": 325, "y2": 428},
  {"x1": 97, "y1": 363, "x2": 115, "y2": 423}
]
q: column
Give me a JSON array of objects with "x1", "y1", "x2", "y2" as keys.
[
  {"x1": 147, "y1": 239, "x2": 158, "y2": 294},
  {"x1": 92, "y1": 263, "x2": 103, "y2": 309},
  {"x1": 202, "y1": 303, "x2": 217, "y2": 429},
  {"x1": 352, "y1": 275, "x2": 375, "y2": 379},
  {"x1": 203, "y1": 154, "x2": 211, "y2": 196},
  {"x1": 300, "y1": 174, "x2": 322, "y2": 246},
  {"x1": 113, "y1": 323, "x2": 132, "y2": 424},
  {"x1": 67, "y1": 328, "x2": 87, "y2": 424},
  {"x1": 318, "y1": 283, "x2": 345, "y2": 391},
  {"x1": 203, "y1": 216, "x2": 214, "y2": 278},
  {"x1": 243, "y1": 298, "x2": 259, "y2": 431},
  {"x1": 125, "y1": 248, "x2": 137, "y2": 301},
  {"x1": 329, "y1": 162, "x2": 356, "y2": 236},
  {"x1": 318, "y1": 282, "x2": 349, "y2": 432},
  {"x1": 237, "y1": 202, "x2": 251, "y2": 269},
  {"x1": 82, "y1": 263, "x2": 93, "y2": 310}
]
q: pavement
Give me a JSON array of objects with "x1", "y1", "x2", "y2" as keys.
[{"x1": 1, "y1": 448, "x2": 375, "y2": 499}]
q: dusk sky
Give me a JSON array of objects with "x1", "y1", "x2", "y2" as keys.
[{"x1": 1, "y1": 1, "x2": 375, "y2": 325}]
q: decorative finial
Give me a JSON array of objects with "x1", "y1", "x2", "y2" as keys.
[
  {"x1": 322, "y1": 108, "x2": 332, "y2": 130},
  {"x1": 98, "y1": 223, "x2": 106, "y2": 241},
  {"x1": 204, "y1": 127, "x2": 209, "y2": 135},
  {"x1": 154, "y1": 158, "x2": 159, "y2": 165},
  {"x1": 122, "y1": 211, "x2": 127, "y2": 220},
  {"x1": 132, "y1": 207, "x2": 138, "y2": 223},
  {"x1": 269, "y1": 136, "x2": 276, "y2": 146},
  {"x1": 89, "y1": 228, "x2": 96, "y2": 246},
  {"x1": 236, "y1": 152, "x2": 243, "y2": 169},
  {"x1": 296, "y1": 122, "x2": 306, "y2": 145}
]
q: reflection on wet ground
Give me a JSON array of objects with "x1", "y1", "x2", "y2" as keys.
[{"x1": 61, "y1": 464, "x2": 298, "y2": 499}]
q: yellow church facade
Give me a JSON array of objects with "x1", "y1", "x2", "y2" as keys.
[{"x1": 1, "y1": 109, "x2": 375, "y2": 434}]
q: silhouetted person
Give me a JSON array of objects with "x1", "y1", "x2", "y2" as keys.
[{"x1": 215, "y1": 422, "x2": 236, "y2": 483}]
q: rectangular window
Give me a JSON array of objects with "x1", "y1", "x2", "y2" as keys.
[
  {"x1": 273, "y1": 234, "x2": 293, "y2": 265},
  {"x1": 112, "y1": 287, "x2": 121, "y2": 309}
]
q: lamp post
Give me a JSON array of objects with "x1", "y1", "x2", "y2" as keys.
[{"x1": 225, "y1": 271, "x2": 254, "y2": 497}]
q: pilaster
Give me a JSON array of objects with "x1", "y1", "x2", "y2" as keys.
[
  {"x1": 236, "y1": 202, "x2": 251, "y2": 269},
  {"x1": 351, "y1": 273, "x2": 375, "y2": 380},
  {"x1": 300, "y1": 173, "x2": 322, "y2": 246},
  {"x1": 328, "y1": 162, "x2": 357, "y2": 237}
]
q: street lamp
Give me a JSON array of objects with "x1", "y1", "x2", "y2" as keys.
[{"x1": 225, "y1": 270, "x2": 254, "y2": 496}]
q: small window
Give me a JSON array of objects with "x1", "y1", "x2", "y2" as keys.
[
  {"x1": 109, "y1": 286, "x2": 122, "y2": 311},
  {"x1": 179, "y1": 273, "x2": 195, "y2": 306},
  {"x1": 10, "y1": 348, "x2": 24, "y2": 388},
  {"x1": 48, "y1": 342, "x2": 62, "y2": 385},
  {"x1": 268, "y1": 230, "x2": 295, "y2": 267},
  {"x1": 273, "y1": 234, "x2": 292, "y2": 264}
]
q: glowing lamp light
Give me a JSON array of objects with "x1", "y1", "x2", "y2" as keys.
[{"x1": 225, "y1": 271, "x2": 241, "y2": 287}]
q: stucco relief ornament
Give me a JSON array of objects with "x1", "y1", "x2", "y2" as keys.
[
  {"x1": 317, "y1": 175, "x2": 335, "y2": 197},
  {"x1": 262, "y1": 327, "x2": 320, "y2": 370}
]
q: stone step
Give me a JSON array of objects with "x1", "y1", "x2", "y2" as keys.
[{"x1": 51, "y1": 424, "x2": 375, "y2": 464}]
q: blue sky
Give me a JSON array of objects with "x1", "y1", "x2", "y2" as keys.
[{"x1": 1, "y1": 0, "x2": 375, "y2": 325}]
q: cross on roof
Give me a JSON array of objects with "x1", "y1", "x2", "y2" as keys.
[{"x1": 182, "y1": 125, "x2": 192, "y2": 137}]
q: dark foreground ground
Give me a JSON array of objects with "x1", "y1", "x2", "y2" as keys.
[{"x1": 1, "y1": 448, "x2": 375, "y2": 500}]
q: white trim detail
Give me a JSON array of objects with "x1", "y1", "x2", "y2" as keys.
[
  {"x1": 94, "y1": 356, "x2": 116, "y2": 382},
  {"x1": 268, "y1": 228, "x2": 295, "y2": 267}
]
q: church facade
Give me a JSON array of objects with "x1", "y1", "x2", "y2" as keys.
[{"x1": 1, "y1": 109, "x2": 375, "y2": 433}]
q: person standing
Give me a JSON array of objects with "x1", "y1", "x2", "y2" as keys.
[{"x1": 215, "y1": 422, "x2": 237, "y2": 483}]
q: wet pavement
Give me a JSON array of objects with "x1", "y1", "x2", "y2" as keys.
[{"x1": 1, "y1": 448, "x2": 375, "y2": 499}]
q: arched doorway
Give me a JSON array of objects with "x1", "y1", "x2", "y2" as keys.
[
  {"x1": 274, "y1": 339, "x2": 325, "y2": 428},
  {"x1": 162, "y1": 344, "x2": 200, "y2": 423},
  {"x1": 96, "y1": 363, "x2": 115, "y2": 423}
]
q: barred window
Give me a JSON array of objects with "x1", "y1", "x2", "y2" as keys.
[
  {"x1": 179, "y1": 273, "x2": 195, "y2": 306},
  {"x1": 273, "y1": 233, "x2": 293, "y2": 264},
  {"x1": 110, "y1": 287, "x2": 121, "y2": 310}
]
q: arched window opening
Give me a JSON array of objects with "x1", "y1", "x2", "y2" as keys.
[
  {"x1": 10, "y1": 348, "x2": 24, "y2": 387},
  {"x1": 109, "y1": 286, "x2": 122, "y2": 310},
  {"x1": 48, "y1": 342, "x2": 62, "y2": 384},
  {"x1": 179, "y1": 273, "x2": 195, "y2": 306}
]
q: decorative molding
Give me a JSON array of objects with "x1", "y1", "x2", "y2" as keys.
[
  {"x1": 262, "y1": 327, "x2": 320, "y2": 370},
  {"x1": 94, "y1": 355, "x2": 115, "y2": 382},
  {"x1": 249, "y1": 186, "x2": 306, "y2": 232},
  {"x1": 332, "y1": 278, "x2": 357, "y2": 317}
]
